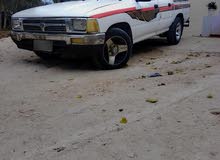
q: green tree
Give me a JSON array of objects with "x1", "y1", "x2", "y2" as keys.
[{"x1": 0, "y1": 0, "x2": 42, "y2": 30}]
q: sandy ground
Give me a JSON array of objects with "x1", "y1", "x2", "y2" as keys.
[{"x1": 0, "y1": 28, "x2": 220, "y2": 160}]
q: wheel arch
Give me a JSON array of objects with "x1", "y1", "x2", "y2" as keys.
[
  {"x1": 176, "y1": 13, "x2": 184, "y2": 24},
  {"x1": 107, "y1": 22, "x2": 133, "y2": 43}
]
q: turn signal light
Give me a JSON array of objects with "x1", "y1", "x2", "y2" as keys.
[
  {"x1": 71, "y1": 38, "x2": 84, "y2": 44},
  {"x1": 86, "y1": 19, "x2": 100, "y2": 33}
]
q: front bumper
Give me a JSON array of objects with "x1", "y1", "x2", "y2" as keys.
[{"x1": 10, "y1": 31, "x2": 105, "y2": 45}]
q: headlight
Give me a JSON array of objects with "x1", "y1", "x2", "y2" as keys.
[
  {"x1": 72, "y1": 19, "x2": 87, "y2": 31},
  {"x1": 72, "y1": 18, "x2": 100, "y2": 33},
  {"x1": 12, "y1": 19, "x2": 23, "y2": 30}
]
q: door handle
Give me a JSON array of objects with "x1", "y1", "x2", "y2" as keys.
[{"x1": 154, "y1": 4, "x2": 159, "y2": 9}]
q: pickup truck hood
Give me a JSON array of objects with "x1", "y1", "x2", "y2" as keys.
[{"x1": 13, "y1": 0, "x2": 121, "y2": 18}]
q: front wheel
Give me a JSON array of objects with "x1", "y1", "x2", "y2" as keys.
[
  {"x1": 167, "y1": 17, "x2": 183, "y2": 45},
  {"x1": 93, "y1": 28, "x2": 132, "y2": 70}
]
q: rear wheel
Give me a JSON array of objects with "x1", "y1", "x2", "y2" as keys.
[
  {"x1": 167, "y1": 17, "x2": 183, "y2": 45},
  {"x1": 93, "y1": 28, "x2": 132, "y2": 70},
  {"x1": 34, "y1": 51, "x2": 60, "y2": 60}
]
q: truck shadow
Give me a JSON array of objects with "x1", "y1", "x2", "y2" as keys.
[
  {"x1": 133, "y1": 38, "x2": 168, "y2": 55},
  {"x1": 22, "y1": 38, "x2": 168, "y2": 71}
]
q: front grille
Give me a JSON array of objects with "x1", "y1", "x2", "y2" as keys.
[
  {"x1": 45, "y1": 26, "x2": 66, "y2": 32},
  {"x1": 23, "y1": 19, "x2": 66, "y2": 24},
  {"x1": 23, "y1": 25, "x2": 41, "y2": 32},
  {"x1": 22, "y1": 19, "x2": 67, "y2": 33}
]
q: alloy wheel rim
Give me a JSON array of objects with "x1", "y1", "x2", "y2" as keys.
[
  {"x1": 176, "y1": 22, "x2": 182, "y2": 41},
  {"x1": 103, "y1": 36, "x2": 128, "y2": 65}
]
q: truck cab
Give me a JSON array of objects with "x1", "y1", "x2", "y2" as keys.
[{"x1": 11, "y1": 0, "x2": 190, "y2": 69}]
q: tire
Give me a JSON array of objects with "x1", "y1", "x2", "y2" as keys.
[
  {"x1": 167, "y1": 17, "x2": 183, "y2": 45},
  {"x1": 34, "y1": 51, "x2": 60, "y2": 60},
  {"x1": 93, "y1": 28, "x2": 132, "y2": 70}
]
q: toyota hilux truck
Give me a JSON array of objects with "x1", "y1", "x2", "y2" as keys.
[{"x1": 11, "y1": 0, "x2": 190, "y2": 69}]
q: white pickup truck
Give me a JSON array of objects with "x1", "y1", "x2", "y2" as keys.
[{"x1": 11, "y1": 0, "x2": 190, "y2": 69}]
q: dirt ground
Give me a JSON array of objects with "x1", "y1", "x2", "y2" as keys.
[
  {"x1": 0, "y1": 28, "x2": 220, "y2": 160},
  {"x1": 0, "y1": 31, "x2": 9, "y2": 39}
]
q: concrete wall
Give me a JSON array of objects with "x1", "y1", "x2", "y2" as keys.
[{"x1": 189, "y1": 0, "x2": 220, "y2": 35}]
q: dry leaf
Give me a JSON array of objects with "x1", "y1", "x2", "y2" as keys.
[
  {"x1": 120, "y1": 117, "x2": 127, "y2": 124},
  {"x1": 207, "y1": 94, "x2": 213, "y2": 99},
  {"x1": 146, "y1": 98, "x2": 158, "y2": 103},
  {"x1": 76, "y1": 95, "x2": 82, "y2": 99}
]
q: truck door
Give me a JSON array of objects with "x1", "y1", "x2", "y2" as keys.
[
  {"x1": 157, "y1": 0, "x2": 174, "y2": 31},
  {"x1": 132, "y1": 0, "x2": 160, "y2": 41}
]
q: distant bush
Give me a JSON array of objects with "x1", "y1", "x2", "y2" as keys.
[{"x1": 207, "y1": 2, "x2": 218, "y2": 10}]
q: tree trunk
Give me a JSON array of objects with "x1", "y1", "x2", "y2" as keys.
[
  {"x1": 3, "y1": 12, "x2": 7, "y2": 29},
  {"x1": 0, "y1": 12, "x2": 2, "y2": 30}
]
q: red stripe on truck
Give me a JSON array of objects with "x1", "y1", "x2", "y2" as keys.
[
  {"x1": 91, "y1": 7, "x2": 136, "y2": 18},
  {"x1": 91, "y1": 4, "x2": 190, "y2": 18},
  {"x1": 160, "y1": 4, "x2": 175, "y2": 12},
  {"x1": 141, "y1": 7, "x2": 155, "y2": 12}
]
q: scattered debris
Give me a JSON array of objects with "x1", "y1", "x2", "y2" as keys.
[
  {"x1": 68, "y1": 78, "x2": 74, "y2": 81},
  {"x1": 76, "y1": 95, "x2": 82, "y2": 99},
  {"x1": 146, "y1": 98, "x2": 158, "y2": 103},
  {"x1": 119, "y1": 109, "x2": 124, "y2": 112},
  {"x1": 210, "y1": 111, "x2": 220, "y2": 115},
  {"x1": 187, "y1": 53, "x2": 194, "y2": 57},
  {"x1": 167, "y1": 71, "x2": 174, "y2": 75},
  {"x1": 19, "y1": 109, "x2": 35, "y2": 114},
  {"x1": 157, "y1": 83, "x2": 166, "y2": 86},
  {"x1": 116, "y1": 127, "x2": 123, "y2": 132},
  {"x1": 53, "y1": 146, "x2": 66, "y2": 152},
  {"x1": 175, "y1": 69, "x2": 184, "y2": 74},
  {"x1": 188, "y1": 53, "x2": 200, "y2": 57},
  {"x1": 148, "y1": 73, "x2": 162, "y2": 78},
  {"x1": 140, "y1": 75, "x2": 146, "y2": 79},
  {"x1": 145, "y1": 62, "x2": 152, "y2": 65},
  {"x1": 137, "y1": 75, "x2": 147, "y2": 79},
  {"x1": 207, "y1": 94, "x2": 213, "y2": 99},
  {"x1": 139, "y1": 88, "x2": 145, "y2": 91},
  {"x1": 209, "y1": 152, "x2": 218, "y2": 157},
  {"x1": 127, "y1": 152, "x2": 138, "y2": 158},
  {"x1": 206, "y1": 54, "x2": 211, "y2": 57},
  {"x1": 209, "y1": 108, "x2": 220, "y2": 116},
  {"x1": 139, "y1": 59, "x2": 143, "y2": 62},
  {"x1": 156, "y1": 116, "x2": 162, "y2": 120},
  {"x1": 120, "y1": 117, "x2": 128, "y2": 124},
  {"x1": 171, "y1": 60, "x2": 182, "y2": 64},
  {"x1": 150, "y1": 66, "x2": 158, "y2": 70},
  {"x1": 184, "y1": 56, "x2": 191, "y2": 60},
  {"x1": 205, "y1": 64, "x2": 212, "y2": 68}
]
